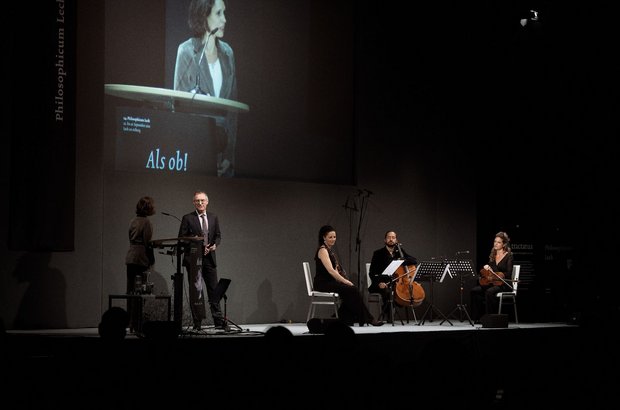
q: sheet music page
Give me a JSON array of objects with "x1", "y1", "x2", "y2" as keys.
[{"x1": 380, "y1": 259, "x2": 404, "y2": 277}]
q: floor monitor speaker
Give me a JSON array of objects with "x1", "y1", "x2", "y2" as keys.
[
  {"x1": 307, "y1": 318, "x2": 342, "y2": 334},
  {"x1": 481, "y1": 314, "x2": 508, "y2": 328},
  {"x1": 142, "y1": 320, "x2": 180, "y2": 339}
]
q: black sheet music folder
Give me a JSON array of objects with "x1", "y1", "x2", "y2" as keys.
[
  {"x1": 444, "y1": 260, "x2": 476, "y2": 278},
  {"x1": 415, "y1": 260, "x2": 450, "y2": 283}
]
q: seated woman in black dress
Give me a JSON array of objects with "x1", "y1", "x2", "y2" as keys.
[
  {"x1": 313, "y1": 225, "x2": 383, "y2": 327},
  {"x1": 470, "y1": 231, "x2": 514, "y2": 322}
]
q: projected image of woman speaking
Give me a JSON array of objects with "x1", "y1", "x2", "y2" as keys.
[{"x1": 174, "y1": 0, "x2": 238, "y2": 178}]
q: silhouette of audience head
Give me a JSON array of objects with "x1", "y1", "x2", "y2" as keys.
[
  {"x1": 98, "y1": 307, "x2": 129, "y2": 340},
  {"x1": 324, "y1": 319, "x2": 356, "y2": 340},
  {"x1": 263, "y1": 325, "x2": 295, "y2": 364},
  {"x1": 264, "y1": 325, "x2": 294, "y2": 340}
]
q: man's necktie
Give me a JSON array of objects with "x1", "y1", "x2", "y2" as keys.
[{"x1": 200, "y1": 214, "x2": 209, "y2": 240}]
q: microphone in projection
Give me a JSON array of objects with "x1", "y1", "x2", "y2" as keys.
[{"x1": 190, "y1": 27, "x2": 219, "y2": 95}]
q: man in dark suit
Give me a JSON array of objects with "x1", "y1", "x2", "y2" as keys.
[
  {"x1": 369, "y1": 231, "x2": 418, "y2": 321},
  {"x1": 179, "y1": 190, "x2": 226, "y2": 330}
]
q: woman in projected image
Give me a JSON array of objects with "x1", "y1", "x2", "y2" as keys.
[{"x1": 174, "y1": 0, "x2": 238, "y2": 177}]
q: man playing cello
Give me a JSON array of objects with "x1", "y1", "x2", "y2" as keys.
[{"x1": 368, "y1": 231, "x2": 420, "y2": 322}]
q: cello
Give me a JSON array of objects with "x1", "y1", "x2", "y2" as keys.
[{"x1": 393, "y1": 264, "x2": 425, "y2": 307}]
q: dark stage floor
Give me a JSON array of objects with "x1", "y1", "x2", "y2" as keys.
[{"x1": 2, "y1": 320, "x2": 617, "y2": 409}]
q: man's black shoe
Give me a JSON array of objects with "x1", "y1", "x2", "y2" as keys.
[
  {"x1": 193, "y1": 320, "x2": 202, "y2": 330},
  {"x1": 214, "y1": 320, "x2": 229, "y2": 330}
]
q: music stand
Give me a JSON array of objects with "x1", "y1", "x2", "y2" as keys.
[
  {"x1": 381, "y1": 260, "x2": 404, "y2": 326},
  {"x1": 213, "y1": 278, "x2": 243, "y2": 332},
  {"x1": 415, "y1": 261, "x2": 452, "y2": 325},
  {"x1": 441, "y1": 260, "x2": 476, "y2": 326}
]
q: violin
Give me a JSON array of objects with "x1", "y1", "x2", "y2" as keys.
[
  {"x1": 336, "y1": 263, "x2": 348, "y2": 279},
  {"x1": 327, "y1": 246, "x2": 348, "y2": 279},
  {"x1": 479, "y1": 268, "x2": 504, "y2": 286}
]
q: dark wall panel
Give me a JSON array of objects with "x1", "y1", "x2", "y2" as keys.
[{"x1": 9, "y1": 0, "x2": 76, "y2": 251}]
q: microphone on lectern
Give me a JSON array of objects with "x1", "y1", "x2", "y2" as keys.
[
  {"x1": 162, "y1": 212, "x2": 182, "y2": 222},
  {"x1": 189, "y1": 27, "x2": 219, "y2": 95}
]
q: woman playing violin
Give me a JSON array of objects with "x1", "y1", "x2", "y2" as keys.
[{"x1": 470, "y1": 231, "x2": 514, "y2": 323}]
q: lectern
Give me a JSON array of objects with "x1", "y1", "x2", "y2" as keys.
[
  {"x1": 150, "y1": 236, "x2": 204, "y2": 330},
  {"x1": 104, "y1": 84, "x2": 250, "y2": 114}
]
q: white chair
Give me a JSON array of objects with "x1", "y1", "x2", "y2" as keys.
[
  {"x1": 497, "y1": 264, "x2": 520, "y2": 323},
  {"x1": 303, "y1": 262, "x2": 340, "y2": 322},
  {"x1": 366, "y1": 263, "x2": 383, "y2": 319}
]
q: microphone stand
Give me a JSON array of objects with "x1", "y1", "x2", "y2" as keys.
[
  {"x1": 354, "y1": 190, "x2": 372, "y2": 324},
  {"x1": 342, "y1": 188, "x2": 373, "y2": 325},
  {"x1": 396, "y1": 242, "x2": 404, "y2": 259},
  {"x1": 355, "y1": 191, "x2": 371, "y2": 290},
  {"x1": 342, "y1": 193, "x2": 358, "y2": 281}
]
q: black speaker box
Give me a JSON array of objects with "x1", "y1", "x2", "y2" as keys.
[
  {"x1": 306, "y1": 318, "x2": 342, "y2": 334},
  {"x1": 481, "y1": 314, "x2": 508, "y2": 328},
  {"x1": 142, "y1": 321, "x2": 180, "y2": 339}
]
